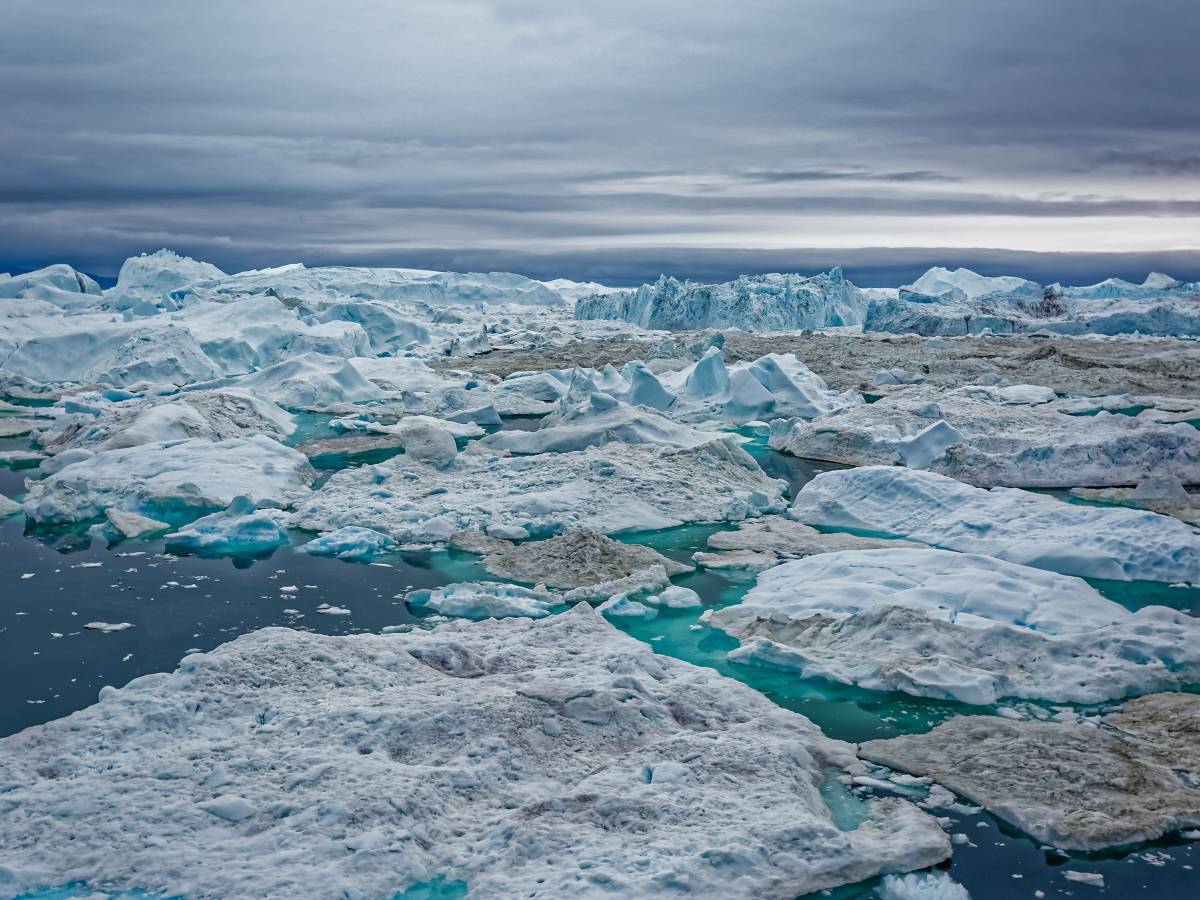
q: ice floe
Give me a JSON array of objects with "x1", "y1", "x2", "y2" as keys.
[
  {"x1": 0, "y1": 607, "x2": 949, "y2": 898},
  {"x1": 707, "y1": 548, "x2": 1200, "y2": 704},
  {"x1": 859, "y1": 692, "x2": 1200, "y2": 850},
  {"x1": 164, "y1": 496, "x2": 291, "y2": 555},
  {"x1": 790, "y1": 466, "x2": 1200, "y2": 583}
]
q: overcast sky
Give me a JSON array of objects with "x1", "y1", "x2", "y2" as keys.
[{"x1": 3, "y1": 0, "x2": 1199, "y2": 285}]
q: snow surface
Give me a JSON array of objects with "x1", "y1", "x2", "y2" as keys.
[
  {"x1": 290, "y1": 439, "x2": 786, "y2": 545},
  {"x1": 0, "y1": 607, "x2": 949, "y2": 898},
  {"x1": 708, "y1": 548, "x2": 1200, "y2": 704},
  {"x1": 790, "y1": 466, "x2": 1200, "y2": 583}
]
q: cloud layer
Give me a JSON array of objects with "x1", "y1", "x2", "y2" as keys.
[{"x1": 3, "y1": 0, "x2": 1199, "y2": 283}]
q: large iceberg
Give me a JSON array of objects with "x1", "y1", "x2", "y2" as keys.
[
  {"x1": 23, "y1": 434, "x2": 315, "y2": 525},
  {"x1": 708, "y1": 548, "x2": 1200, "y2": 704},
  {"x1": 860, "y1": 692, "x2": 1200, "y2": 850},
  {"x1": 789, "y1": 466, "x2": 1200, "y2": 583},
  {"x1": 575, "y1": 269, "x2": 867, "y2": 331},
  {"x1": 0, "y1": 608, "x2": 949, "y2": 898},
  {"x1": 291, "y1": 440, "x2": 786, "y2": 544},
  {"x1": 768, "y1": 384, "x2": 1200, "y2": 487}
]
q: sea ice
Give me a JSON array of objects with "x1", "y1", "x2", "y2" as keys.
[
  {"x1": 406, "y1": 581, "x2": 560, "y2": 619},
  {"x1": 790, "y1": 466, "x2": 1200, "y2": 582},
  {"x1": 297, "y1": 525, "x2": 397, "y2": 560},
  {"x1": 0, "y1": 607, "x2": 950, "y2": 897}
]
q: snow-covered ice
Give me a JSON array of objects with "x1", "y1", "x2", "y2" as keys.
[
  {"x1": 790, "y1": 466, "x2": 1200, "y2": 583},
  {"x1": 0, "y1": 607, "x2": 949, "y2": 898}
]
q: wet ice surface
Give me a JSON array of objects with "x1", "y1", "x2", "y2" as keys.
[{"x1": 4, "y1": 443, "x2": 1200, "y2": 898}]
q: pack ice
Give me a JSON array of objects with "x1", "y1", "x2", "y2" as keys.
[
  {"x1": 768, "y1": 384, "x2": 1200, "y2": 487},
  {"x1": 0, "y1": 607, "x2": 949, "y2": 899},
  {"x1": 790, "y1": 466, "x2": 1200, "y2": 583},
  {"x1": 708, "y1": 548, "x2": 1200, "y2": 704}
]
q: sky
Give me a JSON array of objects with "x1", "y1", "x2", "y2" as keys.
[{"x1": 3, "y1": 0, "x2": 1200, "y2": 286}]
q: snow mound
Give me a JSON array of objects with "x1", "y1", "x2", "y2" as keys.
[
  {"x1": 709, "y1": 548, "x2": 1200, "y2": 704},
  {"x1": 291, "y1": 440, "x2": 787, "y2": 545},
  {"x1": 23, "y1": 434, "x2": 315, "y2": 525},
  {"x1": 860, "y1": 692, "x2": 1200, "y2": 850},
  {"x1": 0, "y1": 608, "x2": 949, "y2": 897},
  {"x1": 769, "y1": 385, "x2": 1200, "y2": 487},
  {"x1": 575, "y1": 268, "x2": 866, "y2": 331},
  {"x1": 789, "y1": 466, "x2": 1200, "y2": 583}
]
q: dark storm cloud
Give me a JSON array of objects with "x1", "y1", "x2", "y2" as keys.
[{"x1": 1, "y1": 0, "x2": 1198, "y2": 281}]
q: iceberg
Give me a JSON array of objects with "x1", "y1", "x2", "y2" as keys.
[
  {"x1": 231, "y1": 353, "x2": 385, "y2": 408},
  {"x1": 0, "y1": 608, "x2": 949, "y2": 898},
  {"x1": 23, "y1": 434, "x2": 315, "y2": 525},
  {"x1": 708, "y1": 548, "x2": 1200, "y2": 704},
  {"x1": 696, "y1": 515, "x2": 921, "y2": 570},
  {"x1": 575, "y1": 269, "x2": 866, "y2": 331},
  {"x1": 860, "y1": 692, "x2": 1200, "y2": 850},
  {"x1": 789, "y1": 466, "x2": 1200, "y2": 583},
  {"x1": 297, "y1": 525, "x2": 397, "y2": 560},
  {"x1": 768, "y1": 384, "x2": 1200, "y2": 487},
  {"x1": 290, "y1": 440, "x2": 787, "y2": 545}
]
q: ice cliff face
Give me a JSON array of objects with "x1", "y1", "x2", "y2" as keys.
[{"x1": 575, "y1": 268, "x2": 867, "y2": 331}]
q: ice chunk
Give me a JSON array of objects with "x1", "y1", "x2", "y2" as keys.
[
  {"x1": 860, "y1": 692, "x2": 1200, "y2": 850},
  {"x1": 878, "y1": 870, "x2": 971, "y2": 900},
  {"x1": 770, "y1": 384, "x2": 1200, "y2": 487},
  {"x1": 165, "y1": 496, "x2": 290, "y2": 555},
  {"x1": 709, "y1": 548, "x2": 1200, "y2": 704},
  {"x1": 24, "y1": 435, "x2": 315, "y2": 526},
  {"x1": 790, "y1": 466, "x2": 1200, "y2": 582},
  {"x1": 450, "y1": 529, "x2": 691, "y2": 590},
  {"x1": 0, "y1": 608, "x2": 949, "y2": 896},
  {"x1": 298, "y1": 526, "x2": 397, "y2": 560},
  {"x1": 291, "y1": 440, "x2": 786, "y2": 545},
  {"x1": 406, "y1": 582, "x2": 559, "y2": 619},
  {"x1": 105, "y1": 508, "x2": 170, "y2": 539}
]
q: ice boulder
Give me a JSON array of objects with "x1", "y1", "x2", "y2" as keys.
[
  {"x1": 708, "y1": 548, "x2": 1200, "y2": 705},
  {"x1": 860, "y1": 692, "x2": 1200, "y2": 850},
  {"x1": 23, "y1": 434, "x2": 315, "y2": 525},
  {"x1": 0, "y1": 609, "x2": 949, "y2": 897},
  {"x1": 0, "y1": 263, "x2": 101, "y2": 308},
  {"x1": 165, "y1": 495, "x2": 291, "y2": 555},
  {"x1": 291, "y1": 440, "x2": 787, "y2": 545},
  {"x1": 575, "y1": 268, "x2": 867, "y2": 331},
  {"x1": 789, "y1": 466, "x2": 1200, "y2": 583}
]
